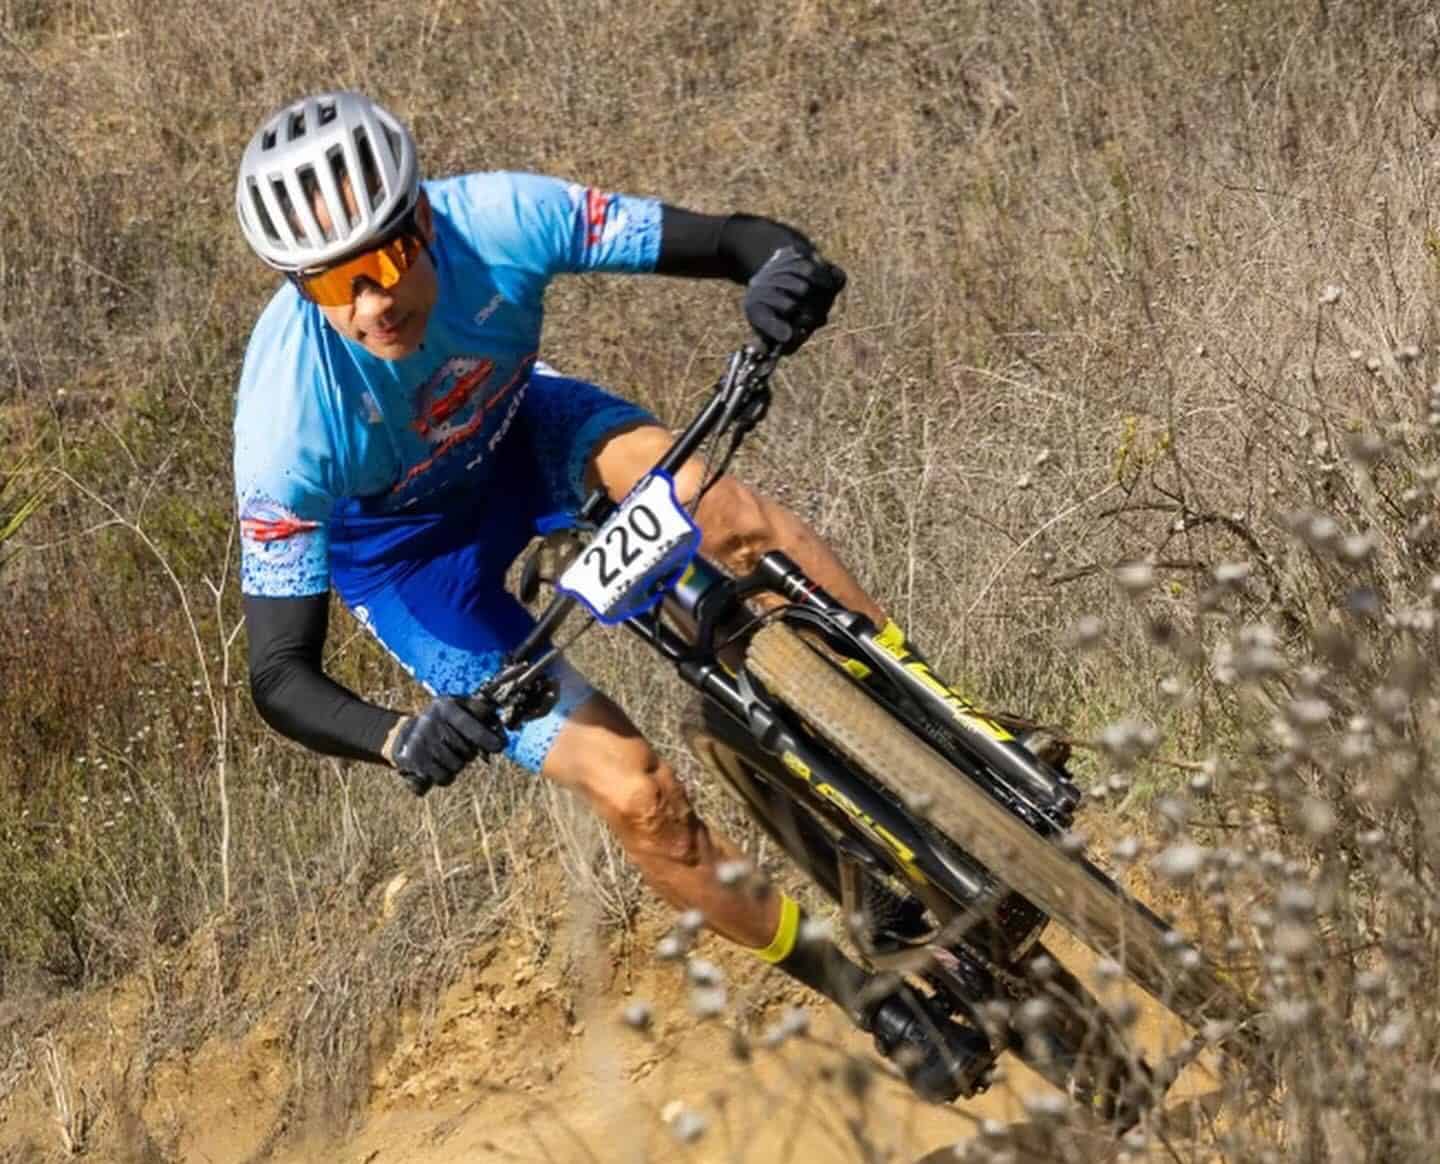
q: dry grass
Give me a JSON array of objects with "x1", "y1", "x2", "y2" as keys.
[{"x1": 3, "y1": 0, "x2": 1440, "y2": 1159}]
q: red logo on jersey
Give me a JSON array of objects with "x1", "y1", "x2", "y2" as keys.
[
  {"x1": 413, "y1": 358, "x2": 495, "y2": 438},
  {"x1": 240, "y1": 498, "x2": 320, "y2": 544},
  {"x1": 392, "y1": 355, "x2": 536, "y2": 495},
  {"x1": 585, "y1": 187, "x2": 613, "y2": 248}
]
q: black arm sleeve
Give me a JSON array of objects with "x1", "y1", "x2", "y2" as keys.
[
  {"x1": 656, "y1": 206, "x2": 815, "y2": 284},
  {"x1": 245, "y1": 592, "x2": 402, "y2": 765}
]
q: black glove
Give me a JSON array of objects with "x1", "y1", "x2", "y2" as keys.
[
  {"x1": 743, "y1": 245, "x2": 847, "y2": 355},
  {"x1": 384, "y1": 695, "x2": 506, "y2": 797}
]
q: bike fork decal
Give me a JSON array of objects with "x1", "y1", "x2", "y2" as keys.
[
  {"x1": 856, "y1": 621, "x2": 1015, "y2": 743},
  {"x1": 903, "y1": 661, "x2": 1013, "y2": 742},
  {"x1": 781, "y1": 750, "x2": 930, "y2": 886}
]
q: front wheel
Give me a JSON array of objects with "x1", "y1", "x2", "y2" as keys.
[
  {"x1": 741, "y1": 624, "x2": 1248, "y2": 1035},
  {"x1": 684, "y1": 683, "x2": 1149, "y2": 1122}
]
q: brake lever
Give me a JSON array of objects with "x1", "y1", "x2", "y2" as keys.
[
  {"x1": 736, "y1": 381, "x2": 771, "y2": 431},
  {"x1": 500, "y1": 674, "x2": 559, "y2": 728},
  {"x1": 469, "y1": 665, "x2": 560, "y2": 731},
  {"x1": 714, "y1": 347, "x2": 777, "y2": 436}
]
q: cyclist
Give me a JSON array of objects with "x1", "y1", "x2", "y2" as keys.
[{"x1": 234, "y1": 91, "x2": 992, "y2": 1101}]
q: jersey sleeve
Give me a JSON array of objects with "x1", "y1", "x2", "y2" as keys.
[
  {"x1": 439, "y1": 172, "x2": 663, "y2": 279},
  {"x1": 233, "y1": 305, "x2": 338, "y2": 598},
  {"x1": 236, "y1": 471, "x2": 332, "y2": 598}
]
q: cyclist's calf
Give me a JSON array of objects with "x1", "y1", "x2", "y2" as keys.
[{"x1": 593, "y1": 747, "x2": 702, "y2": 868}]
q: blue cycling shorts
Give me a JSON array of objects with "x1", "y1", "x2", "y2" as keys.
[{"x1": 327, "y1": 367, "x2": 655, "y2": 772}]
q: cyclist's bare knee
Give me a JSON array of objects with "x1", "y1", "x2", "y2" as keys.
[
  {"x1": 693, "y1": 475, "x2": 777, "y2": 573},
  {"x1": 603, "y1": 763, "x2": 704, "y2": 866},
  {"x1": 584, "y1": 421, "x2": 780, "y2": 573},
  {"x1": 541, "y1": 694, "x2": 702, "y2": 863}
]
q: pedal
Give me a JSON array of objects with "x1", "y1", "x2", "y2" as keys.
[{"x1": 864, "y1": 985, "x2": 998, "y2": 1102}]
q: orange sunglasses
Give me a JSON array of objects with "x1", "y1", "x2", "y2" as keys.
[{"x1": 293, "y1": 227, "x2": 424, "y2": 307}]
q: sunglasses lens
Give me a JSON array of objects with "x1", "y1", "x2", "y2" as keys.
[{"x1": 299, "y1": 233, "x2": 420, "y2": 306}]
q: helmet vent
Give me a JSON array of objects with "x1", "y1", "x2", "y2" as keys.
[
  {"x1": 270, "y1": 178, "x2": 299, "y2": 242},
  {"x1": 289, "y1": 110, "x2": 307, "y2": 139},
  {"x1": 353, "y1": 128, "x2": 383, "y2": 210},
  {"x1": 326, "y1": 147, "x2": 352, "y2": 232},
  {"x1": 261, "y1": 128, "x2": 277, "y2": 151},
  {"x1": 247, "y1": 180, "x2": 279, "y2": 246},
  {"x1": 318, "y1": 100, "x2": 337, "y2": 126},
  {"x1": 295, "y1": 166, "x2": 333, "y2": 241}
]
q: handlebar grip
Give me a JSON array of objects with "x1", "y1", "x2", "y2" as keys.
[{"x1": 459, "y1": 693, "x2": 503, "y2": 727}]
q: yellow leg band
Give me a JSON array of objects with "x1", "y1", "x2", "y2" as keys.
[{"x1": 752, "y1": 894, "x2": 802, "y2": 965}]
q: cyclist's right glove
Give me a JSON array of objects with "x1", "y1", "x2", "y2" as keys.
[
  {"x1": 383, "y1": 695, "x2": 506, "y2": 796},
  {"x1": 743, "y1": 245, "x2": 847, "y2": 355}
]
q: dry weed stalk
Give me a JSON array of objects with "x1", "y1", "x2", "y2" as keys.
[
  {"x1": 52, "y1": 468, "x2": 244, "y2": 913},
  {"x1": 37, "y1": 1034, "x2": 92, "y2": 1156}
]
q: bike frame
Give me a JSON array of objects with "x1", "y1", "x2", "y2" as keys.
[{"x1": 459, "y1": 346, "x2": 1244, "y2": 1123}]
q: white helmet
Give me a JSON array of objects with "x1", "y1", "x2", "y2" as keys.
[{"x1": 235, "y1": 91, "x2": 420, "y2": 273}]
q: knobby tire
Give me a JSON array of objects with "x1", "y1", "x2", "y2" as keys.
[{"x1": 743, "y1": 623, "x2": 1247, "y2": 1032}]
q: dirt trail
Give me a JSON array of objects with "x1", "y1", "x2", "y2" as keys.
[
  {"x1": 0, "y1": 844, "x2": 1227, "y2": 1163},
  {"x1": 263, "y1": 926, "x2": 1220, "y2": 1164}
]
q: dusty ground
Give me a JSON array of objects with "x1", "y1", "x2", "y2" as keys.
[
  {"x1": 266, "y1": 932, "x2": 1222, "y2": 1164},
  {"x1": 0, "y1": 889, "x2": 1227, "y2": 1164}
]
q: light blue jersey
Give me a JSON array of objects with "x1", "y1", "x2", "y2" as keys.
[
  {"x1": 234, "y1": 171, "x2": 662, "y2": 598},
  {"x1": 232, "y1": 172, "x2": 664, "y2": 771}
]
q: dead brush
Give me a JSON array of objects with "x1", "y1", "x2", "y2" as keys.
[{"x1": 2, "y1": 0, "x2": 1440, "y2": 1159}]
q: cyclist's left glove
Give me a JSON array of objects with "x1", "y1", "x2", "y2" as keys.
[
  {"x1": 383, "y1": 695, "x2": 506, "y2": 797},
  {"x1": 744, "y1": 245, "x2": 847, "y2": 355}
]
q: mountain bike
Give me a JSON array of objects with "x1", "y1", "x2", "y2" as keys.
[{"x1": 475, "y1": 345, "x2": 1253, "y2": 1127}]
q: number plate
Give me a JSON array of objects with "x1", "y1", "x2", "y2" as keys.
[{"x1": 556, "y1": 472, "x2": 701, "y2": 625}]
